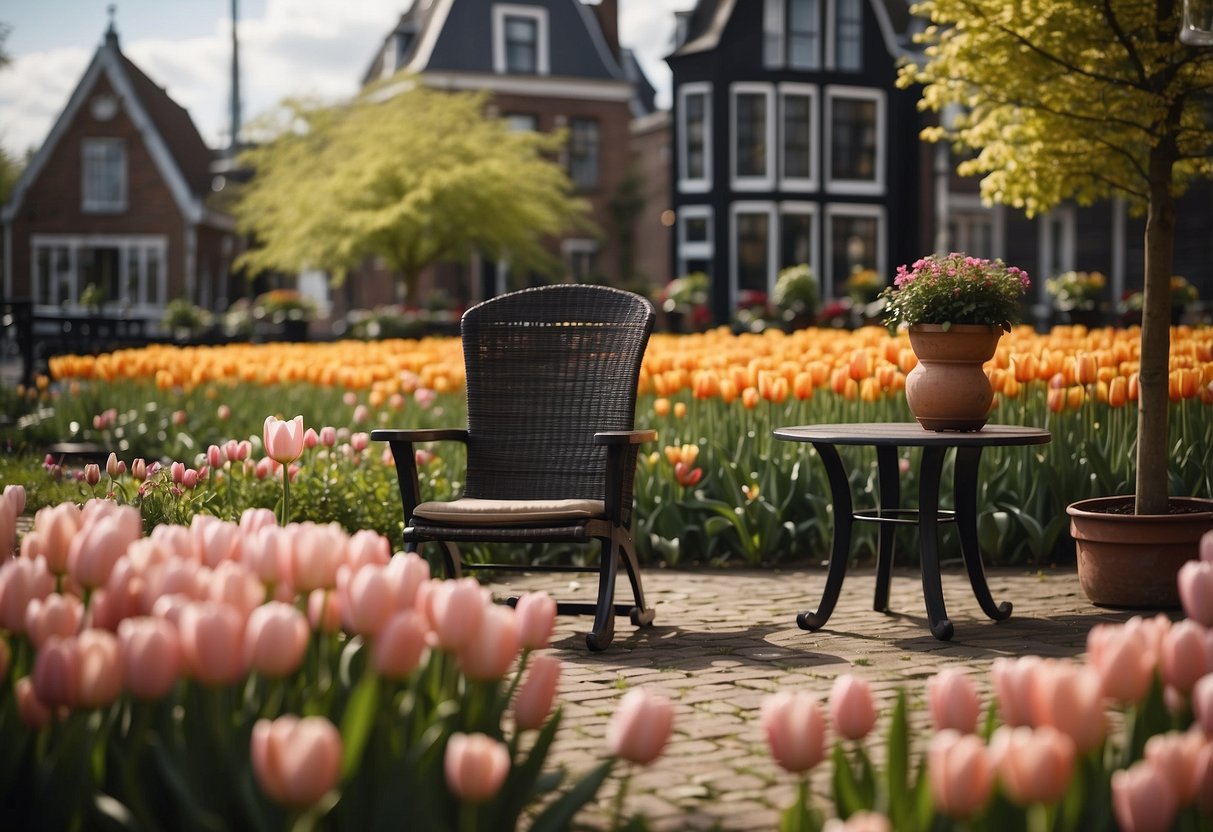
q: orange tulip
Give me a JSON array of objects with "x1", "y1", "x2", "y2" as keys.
[
  {"x1": 741, "y1": 387, "x2": 761, "y2": 409},
  {"x1": 1047, "y1": 387, "x2": 1066, "y2": 413},
  {"x1": 654, "y1": 397, "x2": 671, "y2": 417},
  {"x1": 793, "y1": 371, "x2": 815, "y2": 400}
]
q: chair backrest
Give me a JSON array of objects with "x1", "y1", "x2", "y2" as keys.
[{"x1": 460, "y1": 284, "x2": 654, "y2": 501}]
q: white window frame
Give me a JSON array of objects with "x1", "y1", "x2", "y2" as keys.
[
  {"x1": 778, "y1": 202, "x2": 820, "y2": 281},
  {"x1": 730, "y1": 201, "x2": 779, "y2": 306},
  {"x1": 81, "y1": 138, "x2": 127, "y2": 213},
  {"x1": 825, "y1": 85, "x2": 885, "y2": 195},
  {"x1": 826, "y1": 0, "x2": 864, "y2": 71},
  {"x1": 824, "y1": 203, "x2": 886, "y2": 299},
  {"x1": 765, "y1": 0, "x2": 822, "y2": 70},
  {"x1": 731, "y1": 82, "x2": 776, "y2": 192},
  {"x1": 30, "y1": 234, "x2": 168, "y2": 315},
  {"x1": 779, "y1": 83, "x2": 819, "y2": 192},
  {"x1": 677, "y1": 205, "x2": 714, "y2": 277},
  {"x1": 677, "y1": 82, "x2": 713, "y2": 194},
  {"x1": 492, "y1": 4, "x2": 549, "y2": 76}
]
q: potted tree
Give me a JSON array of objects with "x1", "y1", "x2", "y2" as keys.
[{"x1": 904, "y1": 0, "x2": 1213, "y2": 605}]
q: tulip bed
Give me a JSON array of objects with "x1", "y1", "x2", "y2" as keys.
[
  {"x1": 6, "y1": 325, "x2": 1211, "y2": 568},
  {"x1": 1, "y1": 476, "x2": 1213, "y2": 830}
]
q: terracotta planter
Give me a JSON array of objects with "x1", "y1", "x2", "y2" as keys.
[
  {"x1": 1067, "y1": 496, "x2": 1213, "y2": 608},
  {"x1": 904, "y1": 324, "x2": 1002, "y2": 431}
]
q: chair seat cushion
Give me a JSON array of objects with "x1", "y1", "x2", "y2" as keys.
[{"x1": 412, "y1": 497, "x2": 606, "y2": 525}]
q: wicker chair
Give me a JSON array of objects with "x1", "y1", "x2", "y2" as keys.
[{"x1": 370, "y1": 284, "x2": 657, "y2": 651}]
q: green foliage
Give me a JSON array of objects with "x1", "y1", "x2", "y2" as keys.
[
  {"x1": 162, "y1": 299, "x2": 215, "y2": 337},
  {"x1": 773, "y1": 264, "x2": 820, "y2": 323},
  {"x1": 234, "y1": 81, "x2": 592, "y2": 305}
]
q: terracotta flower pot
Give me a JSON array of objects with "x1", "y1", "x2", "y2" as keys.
[
  {"x1": 1067, "y1": 496, "x2": 1213, "y2": 608},
  {"x1": 904, "y1": 324, "x2": 1002, "y2": 431}
]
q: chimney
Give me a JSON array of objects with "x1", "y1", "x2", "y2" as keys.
[{"x1": 590, "y1": 0, "x2": 621, "y2": 64}]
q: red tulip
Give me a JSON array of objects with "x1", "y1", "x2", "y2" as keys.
[
  {"x1": 1112, "y1": 759, "x2": 1178, "y2": 832},
  {"x1": 118, "y1": 616, "x2": 182, "y2": 700},
  {"x1": 251, "y1": 715, "x2": 343, "y2": 808},
  {"x1": 263, "y1": 415, "x2": 305, "y2": 464},
  {"x1": 761, "y1": 691, "x2": 826, "y2": 773},
  {"x1": 829, "y1": 674, "x2": 878, "y2": 741},
  {"x1": 928, "y1": 730, "x2": 993, "y2": 820},
  {"x1": 608, "y1": 688, "x2": 676, "y2": 765},
  {"x1": 514, "y1": 654, "x2": 561, "y2": 731},
  {"x1": 244, "y1": 602, "x2": 309, "y2": 678},
  {"x1": 373, "y1": 610, "x2": 429, "y2": 679},
  {"x1": 515, "y1": 591, "x2": 557, "y2": 650},
  {"x1": 927, "y1": 668, "x2": 982, "y2": 734},
  {"x1": 444, "y1": 732, "x2": 510, "y2": 803}
]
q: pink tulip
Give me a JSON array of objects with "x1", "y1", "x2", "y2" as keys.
[
  {"x1": 208, "y1": 561, "x2": 263, "y2": 620},
  {"x1": 75, "y1": 629, "x2": 123, "y2": 709},
  {"x1": 15, "y1": 676, "x2": 52, "y2": 729},
  {"x1": 141, "y1": 558, "x2": 203, "y2": 612},
  {"x1": 24, "y1": 593, "x2": 84, "y2": 649},
  {"x1": 84, "y1": 464, "x2": 101, "y2": 486},
  {"x1": 340, "y1": 564, "x2": 397, "y2": 637},
  {"x1": 3, "y1": 484, "x2": 26, "y2": 517},
  {"x1": 308, "y1": 589, "x2": 342, "y2": 633},
  {"x1": 427, "y1": 578, "x2": 487, "y2": 651},
  {"x1": 244, "y1": 525, "x2": 288, "y2": 588},
  {"x1": 33, "y1": 502, "x2": 82, "y2": 574},
  {"x1": 66, "y1": 503, "x2": 141, "y2": 589},
  {"x1": 1179, "y1": 560, "x2": 1213, "y2": 626},
  {"x1": 346, "y1": 530, "x2": 391, "y2": 572},
  {"x1": 1086, "y1": 621, "x2": 1156, "y2": 704},
  {"x1": 821, "y1": 812, "x2": 892, "y2": 832},
  {"x1": 170, "y1": 461, "x2": 186, "y2": 484},
  {"x1": 989, "y1": 725, "x2": 1075, "y2": 806},
  {"x1": 319, "y1": 426, "x2": 337, "y2": 447},
  {"x1": 289, "y1": 522, "x2": 346, "y2": 592},
  {"x1": 151, "y1": 593, "x2": 193, "y2": 628},
  {"x1": 444, "y1": 732, "x2": 510, "y2": 803},
  {"x1": 1194, "y1": 675, "x2": 1213, "y2": 736},
  {"x1": 178, "y1": 601, "x2": 246, "y2": 686},
  {"x1": 0, "y1": 496, "x2": 15, "y2": 559},
  {"x1": 1028, "y1": 660, "x2": 1106, "y2": 754},
  {"x1": 927, "y1": 668, "x2": 982, "y2": 734},
  {"x1": 350, "y1": 432, "x2": 370, "y2": 453},
  {"x1": 303, "y1": 427, "x2": 319, "y2": 449},
  {"x1": 373, "y1": 610, "x2": 429, "y2": 679},
  {"x1": 251, "y1": 715, "x2": 343, "y2": 808},
  {"x1": 514, "y1": 654, "x2": 561, "y2": 731},
  {"x1": 244, "y1": 602, "x2": 309, "y2": 678},
  {"x1": 830, "y1": 674, "x2": 878, "y2": 741},
  {"x1": 0, "y1": 556, "x2": 56, "y2": 633},
  {"x1": 32, "y1": 635, "x2": 80, "y2": 708},
  {"x1": 608, "y1": 688, "x2": 676, "y2": 765},
  {"x1": 131, "y1": 458, "x2": 147, "y2": 480},
  {"x1": 928, "y1": 730, "x2": 993, "y2": 820},
  {"x1": 263, "y1": 415, "x2": 305, "y2": 464},
  {"x1": 1112, "y1": 759, "x2": 1178, "y2": 832},
  {"x1": 118, "y1": 616, "x2": 182, "y2": 700},
  {"x1": 190, "y1": 515, "x2": 243, "y2": 567},
  {"x1": 1144, "y1": 731, "x2": 1205, "y2": 806},
  {"x1": 991, "y1": 656, "x2": 1043, "y2": 727},
  {"x1": 1202, "y1": 529, "x2": 1213, "y2": 562},
  {"x1": 761, "y1": 691, "x2": 827, "y2": 773},
  {"x1": 240, "y1": 507, "x2": 278, "y2": 534},
  {"x1": 458, "y1": 605, "x2": 520, "y2": 681},
  {"x1": 1195, "y1": 741, "x2": 1213, "y2": 814},
  {"x1": 149, "y1": 522, "x2": 192, "y2": 561},
  {"x1": 1160, "y1": 620, "x2": 1213, "y2": 694},
  {"x1": 515, "y1": 591, "x2": 557, "y2": 650},
  {"x1": 387, "y1": 551, "x2": 431, "y2": 609}
]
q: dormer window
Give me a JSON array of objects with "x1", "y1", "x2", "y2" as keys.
[
  {"x1": 81, "y1": 138, "x2": 127, "y2": 213},
  {"x1": 493, "y1": 4, "x2": 549, "y2": 75},
  {"x1": 832, "y1": 0, "x2": 863, "y2": 71},
  {"x1": 764, "y1": 0, "x2": 821, "y2": 70}
]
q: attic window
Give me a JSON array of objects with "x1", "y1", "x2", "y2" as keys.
[
  {"x1": 493, "y1": 5, "x2": 549, "y2": 75},
  {"x1": 82, "y1": 138, "x2": 127, "y2": 213}
]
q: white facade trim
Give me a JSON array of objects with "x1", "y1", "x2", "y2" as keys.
[
  {"x1": 405, "y1": 0, "x2": 455, "y2": 72},
  {"x1": 492, "y1": 4, "x2": 550, "y2": 76},
  {"x1": 677, "y1": 204, "x2": 714, "y2": 277},
  {"x1": 729, "y1": 200, "x2": 779, "y2": 304},
  {"x1": 417, "y1": 70, "x2": 630, "y2": 101},
  {"x1": 730, "y1": 82, "x2": 776, "y2": 192},
  {"x1": 677, "y1": 82, "x2": 713, "y2": 194},
  {"x1": 29, "y1": 232, "x2": 169, "y2": 315},
  {"x1": 779, "y1": 200, "x2": 820, "y2": 286},
  {"x1": 778, "y1": 83, "x2": 819, "y2": 192},
  {"x1": 824, "y1": 85, "x2": 886, "y2": 196}
]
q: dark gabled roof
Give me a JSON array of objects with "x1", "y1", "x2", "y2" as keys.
[
  {"x1": 621, "y1": 48, "x2": 657, "y2": 118},
  {"x1": 362, "y1": 1, "x2": 441, "y2": 85},
  {"x1": 119, "y1": 53, "x2": 214, "y2": 197}
]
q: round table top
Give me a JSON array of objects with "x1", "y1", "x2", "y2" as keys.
[{"x1": 773, "y1": 423, "x2": 1052, "y2": 448}]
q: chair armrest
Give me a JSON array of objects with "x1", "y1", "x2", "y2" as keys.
[
  {"x1": 370, "y1": 429, "x2": 469, "y2": 444},
  {"x1": 594, "y1": 429, "x2": 658, "y2": 445}
]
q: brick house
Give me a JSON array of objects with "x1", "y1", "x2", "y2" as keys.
[
  {"x1": 341, "y1": 0, "x2": 647, "y2": 313},
  {"x1": 1, "y1": 23, "x2": 237, "y2": 325}
]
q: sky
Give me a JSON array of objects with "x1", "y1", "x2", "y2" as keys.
[{"x1": 0, "y1": 0, "x2": 695, "y2": 158}]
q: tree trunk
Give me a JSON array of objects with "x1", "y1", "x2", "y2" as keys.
[{"x1": 1135, "y1": 143, "x2": 1176, "y2": 515}]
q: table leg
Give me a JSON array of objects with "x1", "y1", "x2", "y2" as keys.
[
  {"x1": 797, "y1": 442, "x2": 853, "y2": 631},
  {"x1": 954, "y1": 446, "x2": 1013, "y2": 621},
  {"x1": 873, "y1": 445, "x2": 900, "y2": 612},
  {"x1": 918, "y1": 446, "x2": 954, "y2": 641}
]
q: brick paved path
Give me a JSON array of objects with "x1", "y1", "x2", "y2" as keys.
[{"x1": 485, "y1": 565, "x2": 1146, "y2": 830}]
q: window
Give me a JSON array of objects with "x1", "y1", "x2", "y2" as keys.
[
  {"x1": 731, "y1": 84, "x2": 774, "y2": 190},
  {"x1": 832, "y1": 0, "x2": 863, "y2": 71},
  {"x1": 492, "y1": 5, "x2": 548, "y2": 75},
  {"x1": 826, "y1": 206, "x2": 885, "y2": 296},
  {"x1": 1039, "y1": 206, "x2": 1076, "y2": 287},
  {"x1": 826, "y1": 87, "x2": 885, "y2": 194},
  {"x1": 678, "y1": 83, "x2": 712, "y2": 192},
  {"x1": 765, "y1": 0, "x2": 821, "y2": 69},
  {"x1": 505, "y1": 113, "x2": 538, "y2": 132},
  {"x1": 677, "y1": 206, "x2": 714, "y2": 277},
  {"x1": 780, "y1": 205, "x2": 817, "y2": 275},
  {"x1": 568, "y1": 118, "x2": 600, "y2": 190},
  {"x1": 82, "y1": 138, "x2": 126, "y2": 212},
  {"x1": 779, "y1": 84, "x2": 817, "y2": 189},
  {"x1": 731, "y1": 203, "x2": 777, "y2": 304},
  {"x1": 31, "y1": 235, "x2": 167, "y2": 312},
  {"x1": 562, "y1": 239, "x2": 598, "y2": 281}
]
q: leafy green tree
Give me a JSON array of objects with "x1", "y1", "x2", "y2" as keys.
[
  {"x1": 902, "y1": 0, "x2": 1213, "y2": 514},
  {"x1": 234, "y1": 80, "x2": 592, "y2": 305}
]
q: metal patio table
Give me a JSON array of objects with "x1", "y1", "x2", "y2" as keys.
[{"x1": 774, "y1": 423, "x2": 1052, "y2": 640}]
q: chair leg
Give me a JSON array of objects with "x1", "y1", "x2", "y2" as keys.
[
  {"x1": 412, "y1": 540, "x2": 462, "y2": 579},
  {"x1": 617, "y1": 531, "x2": 655, "y2": 628},
  {"x1": 586, "y1": 537, "x2": 619, "y2": 652}
]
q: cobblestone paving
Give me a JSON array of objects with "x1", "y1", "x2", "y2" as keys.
[{"x1": 485, "y1": 565, "x2": 1146, "y2": 831}]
